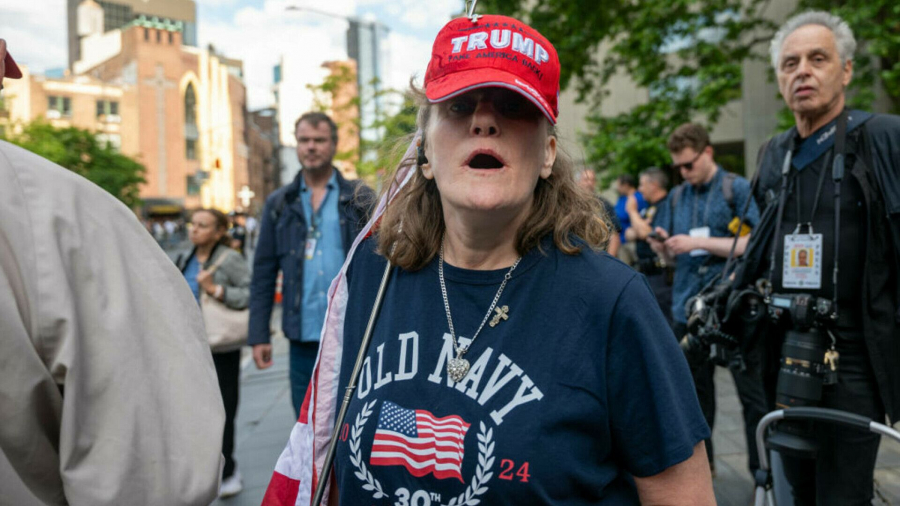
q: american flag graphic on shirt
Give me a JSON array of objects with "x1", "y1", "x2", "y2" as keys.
[{"x1": 370, "y1": 401, "x2": 471, "y2": 482}]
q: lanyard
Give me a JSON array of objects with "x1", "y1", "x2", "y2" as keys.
[
  {"x1": 303, "y1": 186, "x2": 330, "y2": 236},
  {"x1": 309, "y1": 212, "x2": 322, "y2": 235},
  {"x1": 691, "y1": 174, "x2": 719, "y2": 229},
  {"x1": 792, "y1": 151, "x2": 832, "y2": 233}
]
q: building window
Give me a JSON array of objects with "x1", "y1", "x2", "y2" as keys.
[
  {"x1": 98, "y1": 1, "x2": 135, "y2": 32},
  {"x1": 168, "y1": 32, "x2": 173, "y2": 44},
  {"x1": 186, "y1": 174, "x2": 201, "y2": 195},
  {"x1": 144, "y1": 28, "x2": 149, "y2": 41},
  {"x1": 186, "y1": 139, "x2": 197, "y2": 160},
  {"x1": 185, "y1": 84, "x2": 197, "y2": 125},
  {"x1": 47, "y1": 96, "x2": 72, "y2": 117},
  {"x1": 184, "y1": 83, "x2": 199, "y2": 160},
  {"x1": 96, "y1": 99, "x2": 119, "y2": 117}
]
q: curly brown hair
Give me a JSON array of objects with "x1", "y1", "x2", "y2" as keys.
[{"x1": 376, "y1": 86, "x2": 610, "y2": 271}]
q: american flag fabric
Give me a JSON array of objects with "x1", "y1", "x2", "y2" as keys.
[
  {"x1": 370, "y1": 401, "x2": 470, "y2": 482},
  {"x1": 261, "y1": 136, "x2": 420, "y2": 506}
]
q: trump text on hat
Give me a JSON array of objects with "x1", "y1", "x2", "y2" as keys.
[{"x1": 450, "y1": 28, "x2": 550, "y2": 67}]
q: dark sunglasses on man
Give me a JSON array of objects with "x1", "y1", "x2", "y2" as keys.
[{"x1": 671, "y1": 146, "x2": 706, "y2": 171}]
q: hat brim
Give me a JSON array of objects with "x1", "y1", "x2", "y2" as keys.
[
  {"x1": 426, "y1": 67, "x2": 557, "y2": 125},
  {"x1": 4, "y1": 52, "x2": 22, "y2": 79}
]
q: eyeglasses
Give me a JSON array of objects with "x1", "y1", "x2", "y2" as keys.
[{"x1": 671, "y1": 147, "x2": 706, "y2": 172}]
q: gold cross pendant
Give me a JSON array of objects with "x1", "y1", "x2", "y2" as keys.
[{"x1": 489, "y1": 305, "x2": 510, "y2": 327}]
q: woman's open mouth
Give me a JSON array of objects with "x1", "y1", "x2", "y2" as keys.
[{"x1": 465, "y1": 151, "x2": 506, "y2": 169}]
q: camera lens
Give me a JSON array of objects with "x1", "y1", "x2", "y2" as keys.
[{"x1": 775, "y1": 328, "x2": 828, "y2": 408}]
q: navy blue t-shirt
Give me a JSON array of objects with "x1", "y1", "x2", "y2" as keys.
[{"x1": 334, "y1": 237, "x2": 709, "y2": 505}]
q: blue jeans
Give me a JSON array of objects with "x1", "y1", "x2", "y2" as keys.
[{"x1": 289, "y1": 341, "x2": 320, "y2": 419}]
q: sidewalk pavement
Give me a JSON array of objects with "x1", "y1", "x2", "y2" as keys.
[
  {"x1": 213, "y1": 348, "x2": 900, "y2": 506},
  {"x1": 213, "y1": 332, "x2": 294, "y2": 506}
]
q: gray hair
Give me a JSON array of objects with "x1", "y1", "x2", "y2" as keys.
[
  {"x1": 640, "y1": 167, "x2": 669, "y2": 190},
  {"x1": 769, "y1": 11, "x2": 856, "y2": 70}
]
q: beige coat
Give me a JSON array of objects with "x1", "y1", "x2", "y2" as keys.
[{"x1": 0, "y1": 141, "x2": 225, "y2": 505}]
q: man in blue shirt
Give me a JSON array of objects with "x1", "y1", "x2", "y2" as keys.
[
  {"x1": 650, "y1": 123, "x2": 767, "y2": 478},
  {"x1": 249, "y1": 112, "x2": 374, "y2": 417},
  {"x1": 614, "y1": 174, "x2": 647, "y2": 244}
]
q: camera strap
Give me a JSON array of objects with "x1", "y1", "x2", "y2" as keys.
[
  {"x1": 765, "y1": 139, "x2": 795, "y2": 291},
  {"x1": 831, "y1": 110, "x2": 848, "y2": 318}
]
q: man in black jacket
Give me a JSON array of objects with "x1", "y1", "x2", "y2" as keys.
[{"x1": 738, "y1": 11, "x2": 900, "y2": 504}]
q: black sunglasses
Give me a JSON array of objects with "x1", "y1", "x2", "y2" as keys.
[{"x1": 671, "y1": 146, "x2": 706, "y2": 171}]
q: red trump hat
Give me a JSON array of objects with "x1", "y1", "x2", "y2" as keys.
[
  {"x1": 424, "y1": 15, "x2": 561, "y2": 124},
  {"x1": 4, "y1": 50, "x2": 22, "y2": 79}
]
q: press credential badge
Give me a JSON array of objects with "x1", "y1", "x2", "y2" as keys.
[
  {"x1": 689, "y1": 226, "x2": 711, "y2": 257},
  {"x1": 305, "y1": 238, "x2": 317, "y2": 260},
  {"x1": 783, "y1": 232, "x2": 822, "y2": 289}
]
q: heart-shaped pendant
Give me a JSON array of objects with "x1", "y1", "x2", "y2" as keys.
[{"x1": 447, "y1": 357, "x2": 470, "y2": 382}]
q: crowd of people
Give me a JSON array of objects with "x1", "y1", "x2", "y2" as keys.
[{"x1": 1, "y1": 6, "x2": 900, "y2": 506}]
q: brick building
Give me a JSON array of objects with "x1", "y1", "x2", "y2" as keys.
[
  {"x1": 246, "y1": 108, "x2": 281, "y2": 215},
  {"x1": 78, "y1": 20, "x2": 249, "y2": 213},
  {"x1": 4, "y1": 11, "x2": 252, "y2": 215}
]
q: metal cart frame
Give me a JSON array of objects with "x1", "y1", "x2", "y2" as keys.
[{"x1": 753, "y1": 407, "x2": 900, "y2": 506}]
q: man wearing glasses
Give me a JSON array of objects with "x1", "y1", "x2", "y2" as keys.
[{"x1": 650, "y1": 122, "x2": 767, "y2": 479}]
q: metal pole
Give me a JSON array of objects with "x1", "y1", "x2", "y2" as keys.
[
  {"x1": 312, "y1": 257, "x2": 394, "y2": 506},
  {"x1": 869, "y1": 421, "x2": 900, "y2": 441},
  {"x1": 755, "y1": 410, "x2": 784, "y2": 473}
]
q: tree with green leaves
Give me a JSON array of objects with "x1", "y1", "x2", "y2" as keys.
[
  {"x1": 2, "y1": 120, "x2": 146, "y2": 208},
  {"x1": 357, "y1": 87, "x2": 419, "y2": 181},
  {"x1": 475, "y1": 0, "x2": 899, "y2": 181},
  {"x1": 308, "y1": 62, "x2": 362, "y2": 167}
]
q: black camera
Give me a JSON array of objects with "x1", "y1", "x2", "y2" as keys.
[
  {"x1": 767, "y1": 293, "x2": 837, "y2": 409},
  {"x1": 764, "y1": 293, "x2": 839, "y2": 458},
  {"x1": 685, "y1": 282, "x2": 837, "y2": 392},
  {"x1": 682, "y1": 278, "x2": 765, "y2": 368},
  {"x1": 686, "y1": 282, "x2": 840, "y2": 457}
]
